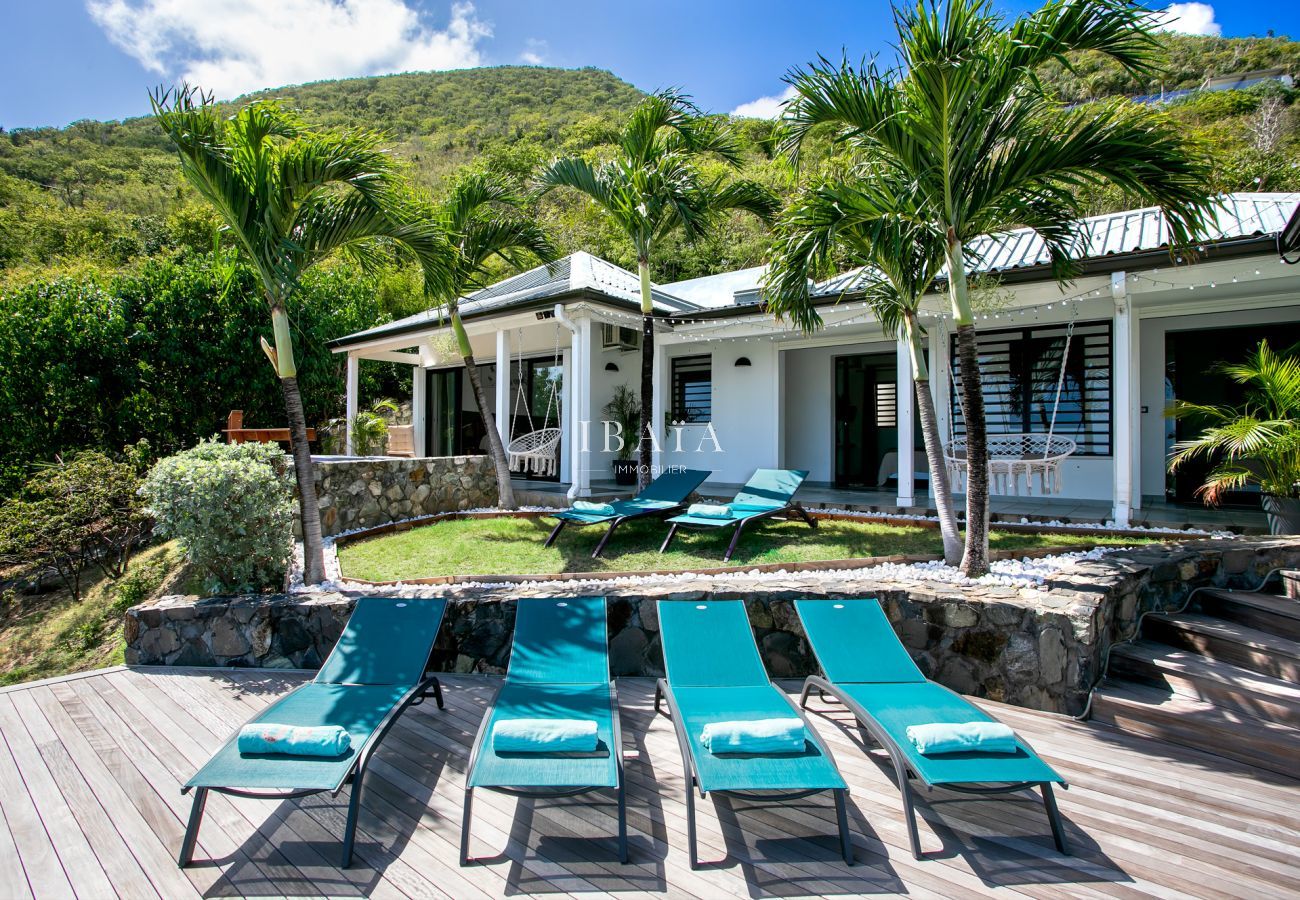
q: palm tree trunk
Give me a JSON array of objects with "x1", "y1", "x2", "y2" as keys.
[
  {"x1": 281, "y1": 375, "x2": 325, "y2": 585},
  {"x1": 453, "y1": 308, "x2": 517, "y2": 509},
  {"x1": 265, "y1": 303, "x2": 325, "y2": 586},
  {"x1": 904, "y1": 313, "x2": 962, "y2": 566},
  {"x1": 945, "y1": 235, "x2": 990, "y2": 577},
  {"x1": 637, "y1": 257, "x2": 655, "y2": 492}
]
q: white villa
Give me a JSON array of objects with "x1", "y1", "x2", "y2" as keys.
[{"x1": 330, "y1": 192, "x2": 1300, "y2": 528}]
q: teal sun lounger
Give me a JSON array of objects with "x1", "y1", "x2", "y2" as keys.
[
  {"x1": 545, "y1": 468, "x2": 710, "y2": 557},
  {"x1": 461, "y1": 597, "x2": 627, "y2": 865},
  {"x1": 795, "y1": 598, "x2": 1069, "y2": 859},
  {"x1": 654, "y1": 599, "x2": 853, "y2": 868},
  {"x1": 659, "y1": 468, "x2": 816, "y2": 562},
  {"x1": 179, "y1": 596, "x2": 448, "y2": 868}
]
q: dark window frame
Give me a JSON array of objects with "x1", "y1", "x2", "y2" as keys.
[
  {"x1": 949, "y1": 320, "x2": 1113, "y2": 456},
  {"x1": 671, "y1": 354, "x2": 713, "y2": 424}
]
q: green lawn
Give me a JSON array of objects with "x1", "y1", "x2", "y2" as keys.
[{"x1": 336, "y1": 514, "x2": 1153, "y2": 581}]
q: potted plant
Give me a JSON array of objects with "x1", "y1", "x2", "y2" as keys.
[
  {"x1": 603, "y1": 385, "x2": 642, "y2": 486},
  {"x1": 1169, "y1": 340, "x2": 1300, "y2": 534}
]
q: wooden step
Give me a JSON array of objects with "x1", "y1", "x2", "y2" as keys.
[
  {"x1": 1194, "y1": 589, "x2": 1300, "y2": 642},
  {"x1": 1142, "y1": 613, "x2": 1300, "y2": 681},
  {"x1": 1109, "y1": 640, "x2": 1300, "y2": 727},
  {"x1": 1090, "y1": 681, "x2": 1300, "y2": 779}
]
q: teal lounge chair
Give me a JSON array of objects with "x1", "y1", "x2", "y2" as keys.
[
  {"x1": 545, "y1": 468, "x2": 710, "y2": 557},
  {"x1": 461, "y1": 597, "x2": 626, "y2": 864},
  {"x1": 654, "y1": 599, "x2": 853, "y2": 868},
  {"x1": 659, "y1": 468, "x2": 816, "y2": 562},
  {"x1": 179, "y1": 596, "x2": 448, "y2": 868},
  {"x1": 794, "y1": 598, "x2": 1069, "y2": 859}
]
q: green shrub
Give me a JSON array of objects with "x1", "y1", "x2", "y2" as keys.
[
  {"x1": 142, "y1": 440, "x2": 294, "y2": 594},
  {"x1": 0, "y1": 449, "x2": 150, "y2": 600}
]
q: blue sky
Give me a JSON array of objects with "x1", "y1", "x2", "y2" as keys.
[{"x1": 1, "y1": 0, "x2": 1288, "y2": 130}]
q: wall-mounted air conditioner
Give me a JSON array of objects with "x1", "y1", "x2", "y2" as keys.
[{"x1": 601, "y1": 323, "x2": 640, "y2": 352}]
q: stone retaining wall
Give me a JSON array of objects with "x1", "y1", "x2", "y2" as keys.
[
  {"x1": 300, "y1": 456, "x2": 496, "y2": 537},
  {"x1": 125, "y1": 537, "x2": 1300, "y2": 715}
]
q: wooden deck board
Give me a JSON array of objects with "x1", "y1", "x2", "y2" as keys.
[{"x1": 0, "y1": 668, "x2": 1294, "y2": 899}]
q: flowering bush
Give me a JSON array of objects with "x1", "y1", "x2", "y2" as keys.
[{"x1": 142, "y1": 440, "x2": 294, "y2": 594}]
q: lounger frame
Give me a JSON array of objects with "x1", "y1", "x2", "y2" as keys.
[
  {"x1": 659, "y1": 501, "x2": 818, "y2": 562},
  {"x1": 178, "y1": 677, "x2": 444, "y2": 868},
  {"x1": 545, "y1": 502, "x2": 691, "y2": 558},
  {"x1": 653, "y1": 679, "x2": 853, "y2": 869},
  {"x1": 460, "y1": 679, "x2": 628, "y2": 865},
  {"x1": 799, "y1": 676, "x2": 1067, "y2": 860}
]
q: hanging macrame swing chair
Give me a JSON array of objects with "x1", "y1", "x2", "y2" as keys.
[
  {"x1": 943, "y1": 317, "x2": 1079, "y2": 496},
  {"x1": 506, "y1": 327, "x2": 563, "y2": 477}
]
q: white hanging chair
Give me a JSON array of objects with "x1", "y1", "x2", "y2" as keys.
[
  {"x1": 506, "y1": 326, "x2": 563, "y2": 477},
  {"x1": 944, "y1": 433, "x2": 1078, "y2": 496},
  {"x1": 943, "y1": 315, "x2": 1080, "y2": 496}
]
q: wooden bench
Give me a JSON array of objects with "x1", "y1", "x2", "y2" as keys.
[{"x1": 223, "y1": 410, "x2": 316, "y2": 445}]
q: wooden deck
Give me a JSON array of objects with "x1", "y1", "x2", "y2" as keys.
[{"x1": 0, "y1": 669, "x2": 1297, "y2": 899}]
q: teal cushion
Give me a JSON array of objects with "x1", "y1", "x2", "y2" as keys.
[
  {"x1": 187, "y1": 683, "x2": 412, "y2": 792},
  {"x1": 840, "y1": 682, "x2": 1064, "y2": 786},
  {"x1": 492, "y1": 718, "x2": 599, "y2": 753},
  {"x1": 670, "y1": 685, "x2": 845, "y2": 793},
  {"x1": 469, "y1": 682, "x2": 618, "y2": 789}
]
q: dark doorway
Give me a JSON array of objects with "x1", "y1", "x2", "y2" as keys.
[
  {"x1": 1166, "y1": 321, "x2": 1300, "y2": 505},
  {"x1": 834, "y1": 352, "x2": 900, "y2": 488},
  {"x1": 425, "y1": 366, "x2": 489, "y2": 457}
]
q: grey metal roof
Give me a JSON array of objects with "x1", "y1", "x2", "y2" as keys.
[
  {"x1": 814, "y1": 192, "x2": 1299, "y2": 297},
  {"x1": 332, "y1": 251, "x2": 696, "y2": 347}
]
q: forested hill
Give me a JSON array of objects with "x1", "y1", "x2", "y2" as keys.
[{"x1": 2, "y1": 36, "x2": 1299, "y2": 285}]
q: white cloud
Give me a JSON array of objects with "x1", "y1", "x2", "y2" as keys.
[
  {"x1": 519, "y1": 38, "x2": 547, "y2": 66},
  {"x1": 730, "y1": 85, "x2": 797, "y2": 119},
  {"x1": 87, "y1": 0, "x2": 493, "y2": 98},
  {"x1": 1155, "y1": 2, "x2": 1221, "y2": 36}
]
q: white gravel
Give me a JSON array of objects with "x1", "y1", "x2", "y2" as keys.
[{"x1": 289, "y1": 504, "x2": 1224, "y2": 594}]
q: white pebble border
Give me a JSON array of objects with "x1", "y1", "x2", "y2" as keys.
[{"x1": 288, "y1": 504, "x2": 1234, "y2": 595}]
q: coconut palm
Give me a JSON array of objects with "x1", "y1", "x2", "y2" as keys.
[
  {"x1": 766, "y1": 175, "x2": 963, "y2": 564},
  {"x1": 433, "y1": 173, "x2": 557, "y2": 509},
  {"x1": 779, "y1": 0, "x2": 1213, "y2": 575},
  {"x1": 151, "y1": 86, "x2": 456, "y2": 586},
  {"x1": 1169, "y1": 340, "x2": 1300, "y2": 525},
  {"x1": 534, "y1": 89, "x2": 778, "y2": 490}
]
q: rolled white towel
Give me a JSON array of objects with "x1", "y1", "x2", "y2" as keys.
[
  {"x1": 906, "y1": 721, "x2": 1018, "y2": 755},
  {"x1": 687, "y1": 502, "x2": 734, "y2": 519},
  {"x1": 701, "y1": 718, "x2": 807, "y2": 754}
]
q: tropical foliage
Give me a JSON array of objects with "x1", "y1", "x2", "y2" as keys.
[
  {"x1": 150, "y1": 84, "x2": 456, "y2": 586},
  {"x1": 142, "y1": 440, "x2": 294, "y2": 594},
  {"x1": 536, "y1": 89, "x2": 777, "y2": 488},
  {"x1": 430, "y1": 172, "x2": 557, "y2": 509},
  {"x1": 0, "y1": 253, "x2": 404, "y2": 498},
  {"x1": 778, "y1": 0, "x2": 1214, "y2": 575},
  {"x1": 1169, "y1": 340, "x2": 1300, "y2": 503},
  {"x1": 0, "y1": 448, "x2": 151, "y2": 601}
]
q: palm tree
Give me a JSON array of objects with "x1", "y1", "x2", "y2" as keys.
[
  {"x1": 1169, "y1": 340, "x2": 1300, "y2": 520},
  {"x1": 766, "y1": 176, "x2": 963, "y2": 564},
  {"x1": 779, "y1": 0, "x2": 1213, "y2": 575},
  {"x1": 151, "y1": 86, "x2": 455, "y2": 586},
  {"x1": 534, "y1": 90, "x2": 778, "y2": 490},
  {"x1": 433, "y1": 173, "x2": 557, "y2": 509}
]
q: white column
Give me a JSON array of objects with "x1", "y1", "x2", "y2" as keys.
[
  {"x1": 929, "y1": 320, "x2": 948, "y2": 457},
  {"x1": 1112, "y1": 271, "x2": 1134, "y2": 526},
  {"x1": 896, "y1": 336, "x2": 916, "y2": 508},
  {"x1": 772, "y1": 344, "x2": 784, "y2": 468},
  {"x1": 344, "y1": 353, "x2": 359, "y2": 455},
  {"x1": 494, "y1": 329, "x2": 510, "y2": 450},
  {"x1": 412, "y1": 367, "x2": 427, "y2": 458},
  {"x1": 559, "y1": 347, "x2": 573, "y2": 483},
  {"x1": 573, "y1": 317, "x2": 593, "y2": 497},
  {"x1": 651, "y1": 340, "x2": 668, "y2": 475}
]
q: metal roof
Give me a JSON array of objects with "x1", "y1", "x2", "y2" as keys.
[
  {"x1": 331, "y1": 251, "x2": 695, "y2": 347},
  {"x1": 815, "y1": 192, "x2": 1299, "y2": 297}
]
